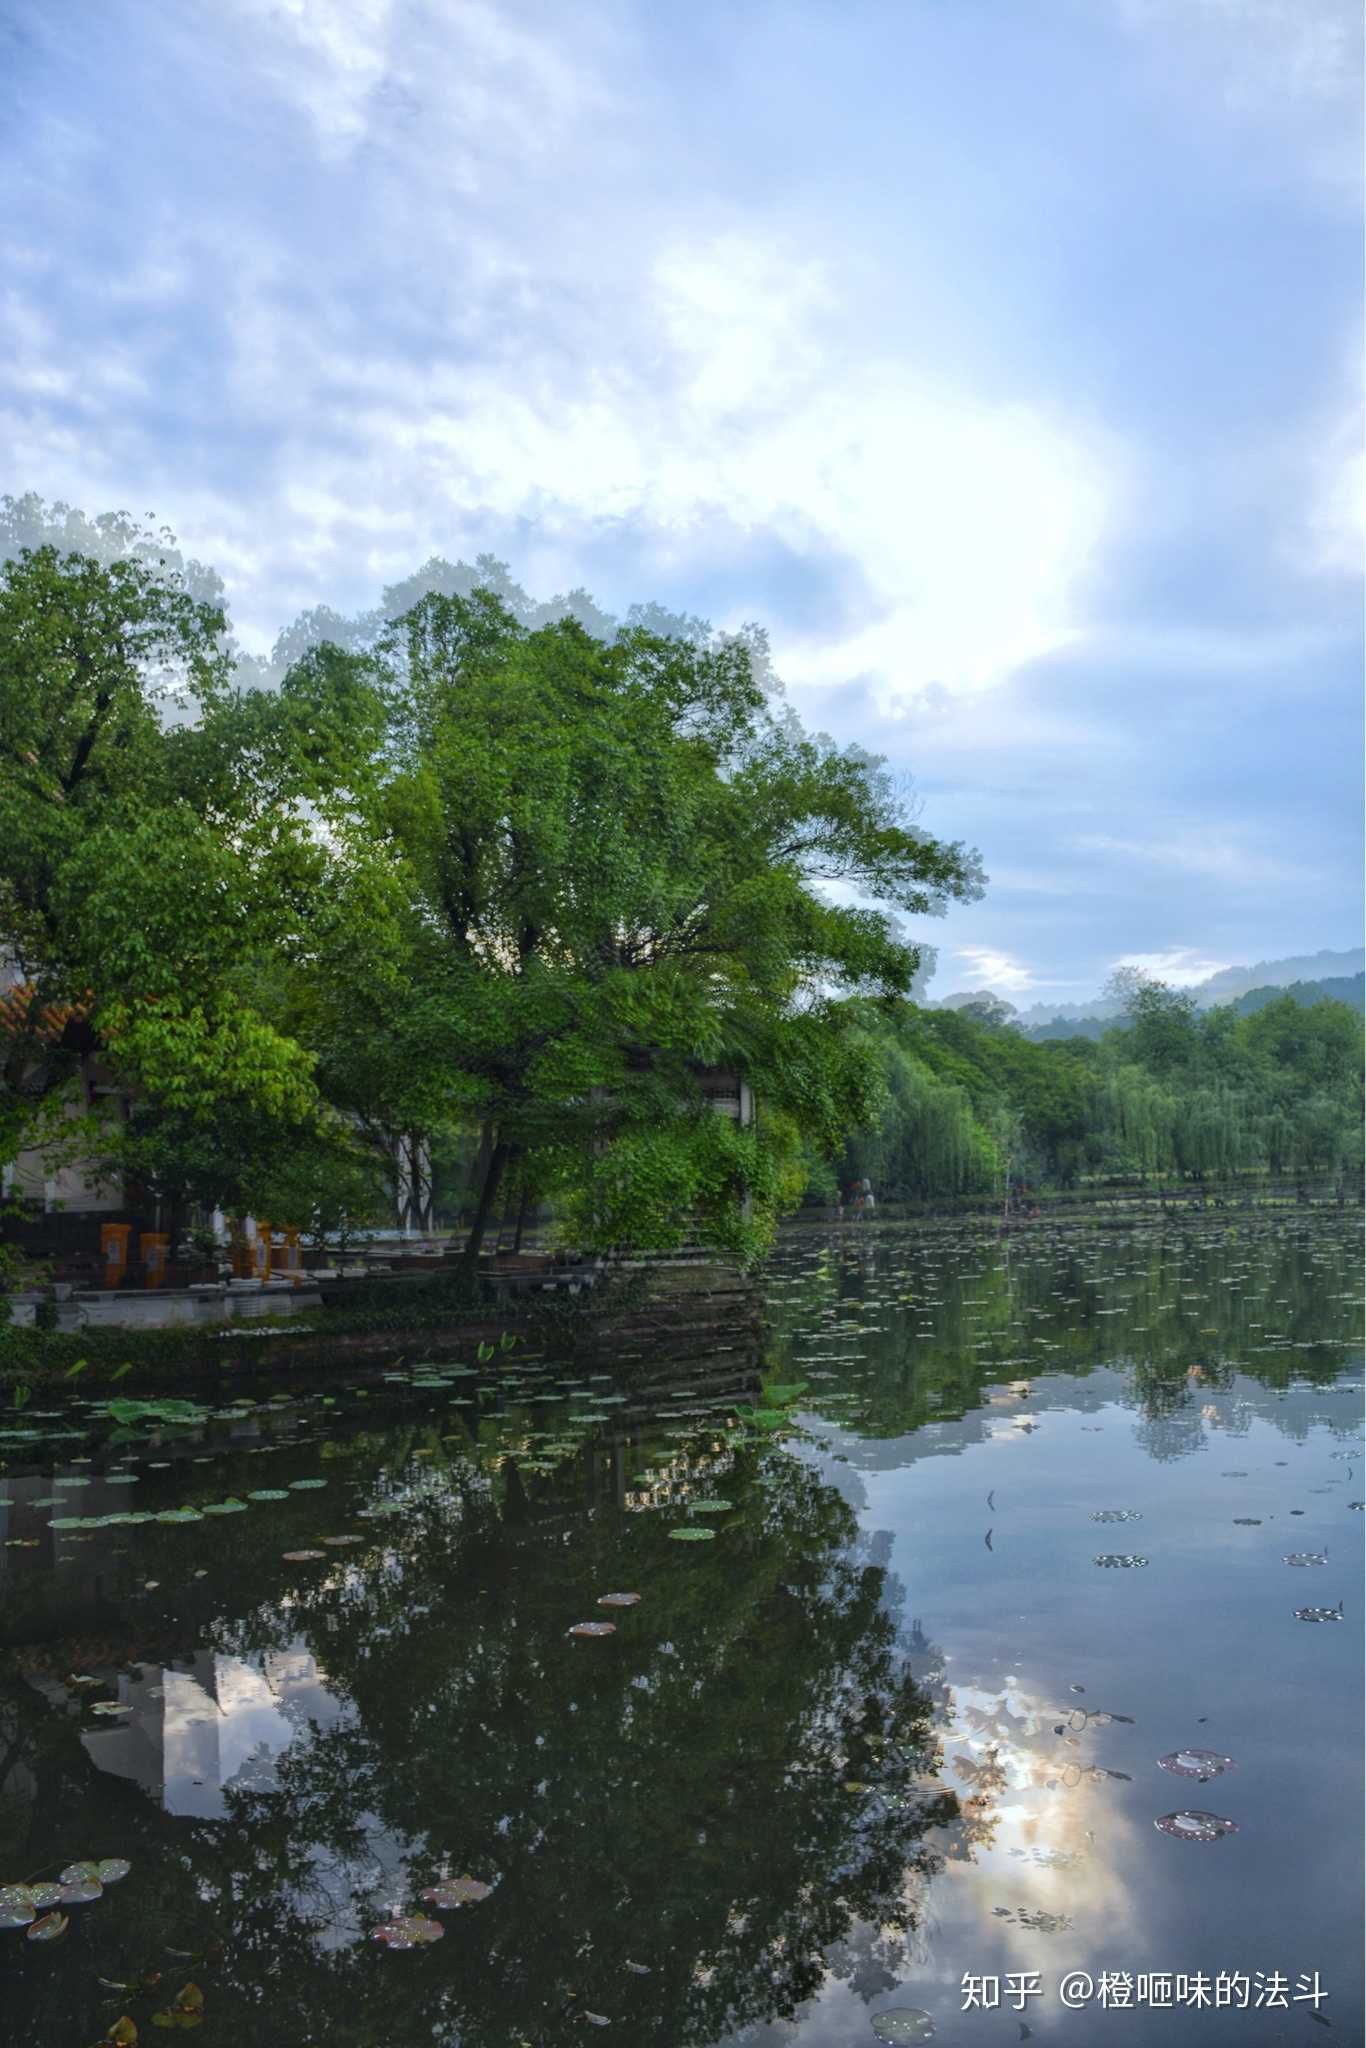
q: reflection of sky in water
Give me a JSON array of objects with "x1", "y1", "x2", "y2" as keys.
[
  {"x1": 744, "y1": 1371, "x2": 1363, "y2": 2045},
  {"x1": 82, "y1": 1643, "x2": 349, "y2": 1818}
]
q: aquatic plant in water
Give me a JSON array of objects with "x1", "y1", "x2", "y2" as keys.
[
  {"x1": 871, "y1": 2012, "x2": 936, "y2": 2043},
  {"x1": 1154, "y1": 1811, "x2": 1238, "y2": 1842},
  {"x1": 1158, "y1": 1749, "x2": 1235, "y2": 1781},
  {"x1": 372, "y1": 1914, "x2": 444, "y2": 1948}
]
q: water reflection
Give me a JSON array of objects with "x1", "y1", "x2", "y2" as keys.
[
  {"x1": 79, "y1": 1646, "x2": 344, "y2": 1818},
  {"x1": 0, "y1": 1212, "x2": 1359, "y2": 2045}
]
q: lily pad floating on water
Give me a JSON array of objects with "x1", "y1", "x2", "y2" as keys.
[
  {"x1": 689, "y1": 1499, "x2": 734, "y2": 1514},
  {"x1": 1283, "y1": 1552, "x2": 1328, "y2": 1566},
  {"x1": 26, "y1": 1882, "x2": 64, "y2": 1908},
  {"x1": 90, "y1": 1701, "x2": 131, "y2": 1717},
  {"x1": 248, "y1": 1489, "x2": 289, "y2": 1501},
  {"x1": 321, "y1": 1534, "x2": 365, "y2": 1545},
  {"x1": 669, "y1": 1526, "x2": 717, "y2": 1541},
  {"x1": 0, "y1": 1885, "x2": 36, "y2": 1929},
  {"x1": 1294, "y1": 1606, "x2": 1342, "y2": 1622},
  {"x1": 97, "y1": 1859, "x2": 131, "y2": 1884},
  {"x1": 106, "y1": 1398, "x2": 208, "y2": 1426},
  {"x1": 1154, "y1": 1810, "x2": 1238, "y2": 1843},
  {"x1": 871, "y1": 2011, "x2": 936, "y2": 2043},
  {"x1": 420, "y1": 1876, "x2": 492, "y2": 1908},
  {"x1": 567, "y1": 1622, "x2": 617, "y2": 1638},
  {"x1": 26, "y1": 1910, "x2": 69, "y2": 1942},
  {"x1": 1093, "y1": 1554, "x2": 1148, "y2": 1568},
  {"x1": 282, "y1": 1550, "x2": 327, "y2": 1562},
  {"x1": 597, "y1": 1593, "x2": 641, "y2": 1608},
  {"x1": 1159, "y1": 1749, "x2": 1235, "y2": 1781},
  {"x1": 288, "y1": 1478, "x2": 328, "y2": 1490},
  {"x1": 372, "y1": 1914, "x2": 444, "y2": 1948},
  {"x1": 1091, "y1": 1509, "x2": 1142, "y2": 1523},
  {"x1": 58, "y1": 1876, "x2": 104, "y2": 1903}
]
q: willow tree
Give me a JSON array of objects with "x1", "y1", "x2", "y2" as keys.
[{"x1": 305, "y1": 590, "x2": 983, "y2": 1266}]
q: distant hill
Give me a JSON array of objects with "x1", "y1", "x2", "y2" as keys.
[
  {"x1": 1190, "y1": 948, "x2": 1364, "y2": 1006},
  {"x1": 1001, "y1": 946, "x2": 1365, "y2": 1039},
  {"x1": 1226, "y1": 974, "x2": 1364, "y2": 1018},
  {"x1": 1015, "y1": 970, "x2": 1365, "y2": 1041}
]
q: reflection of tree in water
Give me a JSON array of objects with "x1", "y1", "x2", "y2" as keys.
[
  {"x1": 763, "y1": 1213, "x2": 1361, "y2": 1453},
  {"x1": 0, "y1": 1442, "x2": 964, "y2": 2048}
]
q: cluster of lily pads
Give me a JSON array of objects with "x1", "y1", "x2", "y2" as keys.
[
  {"x1": 0, "y1": 1857, "x2": 131, "y2": 1943},
  {"x1": 372, "y1": 1873, "x2": 494, "y2": 1950}
]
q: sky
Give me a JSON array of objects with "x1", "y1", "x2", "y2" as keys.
[{"x1": 2, "y1": 0, "x2": 1362, "y2": 1005}]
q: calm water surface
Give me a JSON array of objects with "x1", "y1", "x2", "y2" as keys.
[{"x1": 1, "y1": 1212, "x2": 1361, "y2": 2046}]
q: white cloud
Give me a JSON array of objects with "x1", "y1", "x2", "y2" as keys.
[
  {"x1": 173, "y1": 221, "x2": 1116, "y2": 688},
  {"x1": 1298, "y1": 384, "x2": 1365, "y2": 581},
  {"x1": 231, "y1": 0, "x2": 397, "y2": 151},
  {"x1": 1111, "y1": 0, "x2": 1362, "y2": 184},
  {"x1": 952, "y1": 946, "x2": 1045, "y2": 995},
  {"x1": 1111, "y1": 946, "x2": 1232, "y2": 986},
  {"x1": 1076, "y1": 831, "x2": 1321, "y2": 889}
]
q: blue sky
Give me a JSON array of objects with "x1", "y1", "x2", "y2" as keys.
[{"x1": 2, "y1": 0, "x2": 1361, "y2": 1002}]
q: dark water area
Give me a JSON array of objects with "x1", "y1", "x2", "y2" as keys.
[{"x1": 0, "y1": 1212, "x2": 1361, "y2": 2046}]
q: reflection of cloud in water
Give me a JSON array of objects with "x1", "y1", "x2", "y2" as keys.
[
  {"x1": 81, "y1": 1643, "x2": 349, "y2": 1818},
  {"x1": 932, "y1": 1675, "x2": 1147, "y2": 1969}
]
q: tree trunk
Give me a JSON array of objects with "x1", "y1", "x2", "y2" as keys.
[
  {"x1": 512, "y1": 1179, "x2": 531, "y2": 1254},
  {"x1": 461, "y1": 1139, "x2": 512, "y2": 1273}
]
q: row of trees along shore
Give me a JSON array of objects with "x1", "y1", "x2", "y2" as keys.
[
  {"x1": 0, "y1": 500, "x2": 984, "y2": 1273},
  {"x1": 821, "y1": 976, "x2": 1363, "y2": 1208}
]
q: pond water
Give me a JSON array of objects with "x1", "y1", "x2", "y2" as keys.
[{"x1": 0, "y1": 1211, "x2": 1361, "y2": 2046}]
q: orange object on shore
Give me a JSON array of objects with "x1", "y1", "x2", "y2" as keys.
[
  {"x1": 101, "y1": 1223, "x2": 131, "y2": 1289},
  {"x1": 139, "y1": 1232, "x2": 170, "y2": 1288}
]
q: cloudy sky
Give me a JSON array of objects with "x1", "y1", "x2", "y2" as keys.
[{"x1": 3, "y1": 0, "x2": 1361, "y2": 1003}]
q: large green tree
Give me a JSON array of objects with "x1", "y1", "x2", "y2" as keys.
[{"x1": 296, "y1": 591, "x2": 983, "y2": 1266}]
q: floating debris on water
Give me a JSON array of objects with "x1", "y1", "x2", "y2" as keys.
[
  {"x1": 1093, "y1": 1554, "x2": 1148, "y2": 1568},
  {"x1": 1283, "y1": 1552, "x2": 1328, "y2": 1567},
  {"x1": 1294, "y1": 1606, "x2": 1343, "y2": 1623},
  {"x1": 1091, "y1": 1510, "x2": 1142, "y2": 1523},
  {"x1": 1154, "y1": 1811, "x2": 1239, "y2": 1842}
]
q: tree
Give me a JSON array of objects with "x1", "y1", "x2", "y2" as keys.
[
  {"x1": 302, "y1": 591, "x2": 984, "y2": 1268},
  {"x1": 0, "y1": 545, "x2": 381, "y2": 1185}
]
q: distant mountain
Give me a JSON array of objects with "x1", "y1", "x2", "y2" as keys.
[
  {"x1": 932, "y1": 949, "x2": 1365, "y2": 1042},
  {"x1": 1190, "y1": 948, "x2": 1364, "y2": 1006},
  {"x1": 1227, "y1": 974, "x2": 1364, "y2": 1018},
  {"x1": 1000, "y1": 946, "x2": 1365, "y2": 1037}
]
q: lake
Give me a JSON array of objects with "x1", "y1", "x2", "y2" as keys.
[{"x1": 1, "y1": 1210, "x2": 1361, "y2": 2046}]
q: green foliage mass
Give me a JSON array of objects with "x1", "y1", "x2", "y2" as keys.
[
  {"x1": 834, "y1": 976, "x2": 1364, "y2": 1200},
  {"x1": 1, "y1": 521, "x2": 983, "y2": 1268}
]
